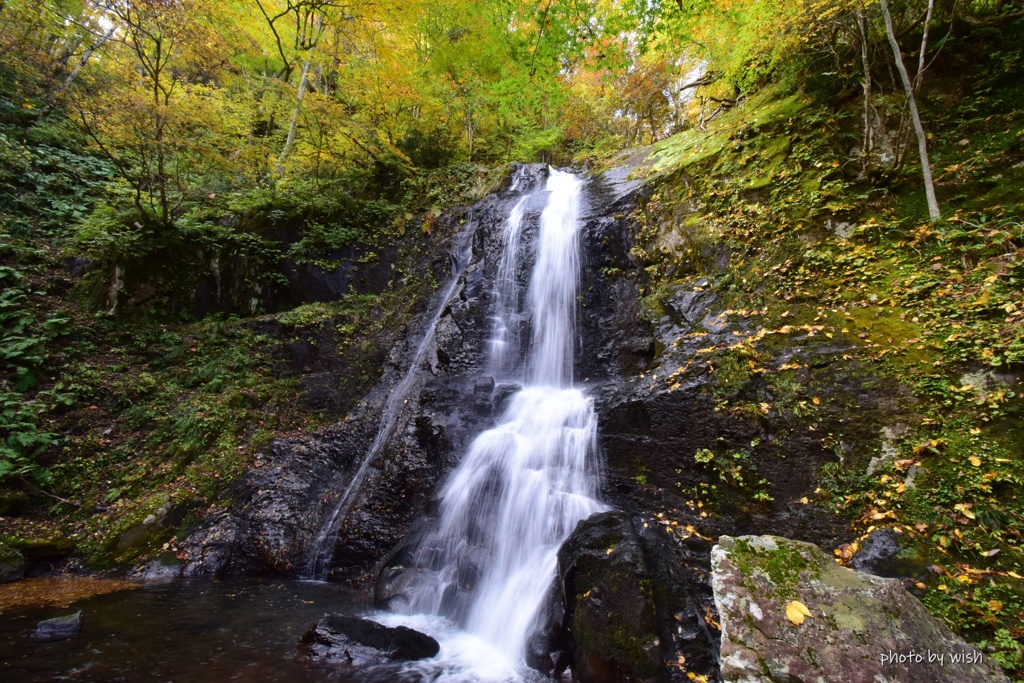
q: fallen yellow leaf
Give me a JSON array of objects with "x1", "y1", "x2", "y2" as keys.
[
  {"x1": 786, "y1": 600, "x2": 812, "y2": 626},
  {"x1": 969, "y1": 456, "x2": 981, "y2": 467}
]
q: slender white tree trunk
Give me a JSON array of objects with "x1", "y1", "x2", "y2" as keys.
[
  {"x1": 858, "y1": 7, "x2": 874, "y2": 166},
  {"x1": 64, "y1": 25, "x2": 115, "y2": 90},
  {"x1": 41, "y1": 24, "x2": 115, "y2": 117},
  {"x1": 914, "y1": 0, "x2": 936, "y2": 92},
  {"x1": 276, "y1": 54, "x2": 313, "y2": 176},
  {"x1": 880, "y1": 0, "x2": 941, "y2": 221}
]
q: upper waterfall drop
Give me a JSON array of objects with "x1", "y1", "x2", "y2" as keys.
[
  {"x1": 527, "y1": 170, "x2": 584, "y2": 387},
  {"x1": 385, "y1": 166, "x2": 605, "y2": 675}
]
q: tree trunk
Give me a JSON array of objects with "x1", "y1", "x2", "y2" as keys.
[
  {"x1": 276, "y1": 55, "x2": 313, "y2": 176},
  {"x1": 41, "y1": 25, "x2": 116, "y2": 118},
  {"x1": 914, "y1": 0, "x2": 935, "y2": 92},
  {"x1": 857, "y1": 7, "x2": 874, "y2": 172},
  {"x1": 880, "y1": 0, "x2": 941, "y2": 222}
]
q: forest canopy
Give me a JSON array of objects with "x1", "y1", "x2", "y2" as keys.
[{"x1": 3, "y1": 0, "x2": 1021, "y2": 219}]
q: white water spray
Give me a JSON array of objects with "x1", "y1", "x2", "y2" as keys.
[
  {"x1": 398, "y1": 168, "x2": 605, "y2": 673},
  {"x1": 487, "y1": 195, "x2": 527, "y2": 377}
]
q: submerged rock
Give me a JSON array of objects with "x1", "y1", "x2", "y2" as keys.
[
  {"x1": 32, "y1": 611, "x2": 84, "y2": 641},
  {"x1": 712, "y1": 535, "x2": 1009, "y2": 683},
  {"x1": 300, "y1": 614, "x2": 439, "y2": 666}
]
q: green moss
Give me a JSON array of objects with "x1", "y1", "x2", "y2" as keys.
[
  {"x1": 731, "y1": 537, "x2": 816, "y2": 600},
  {"x1": 575, "y1": 598, "x2": 660, "y2": 677},
  {"x1": 740, "y1": 176, "x2": 773, "y2": 190},
  {"x1": 2, "y1": 532, "x2": 73, "y2": 559},
  {"x1": 711, "y1": 349, "x2": 757, "y2": 397},
  {"x1": 0, "y1": 540, "x2": 24, "y2": 564}
]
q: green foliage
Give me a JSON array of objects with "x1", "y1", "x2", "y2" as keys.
[
  {"x1": 0, "y1": 253, "x2": 68, "y2": 485},
  {"x1": 688, "y1": 446, "x2": 773, "y2": 506},
  {"x1": 0, "y1": 129, "x2": 114, "y2": 236}
]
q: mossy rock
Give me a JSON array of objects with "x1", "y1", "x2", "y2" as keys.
[
  {"x1": 100, "y1": 496, "x2": 187, "y2": 566},
  {"x1": 2, "y1": 533, "x2": 72, "y2": 560},
  {"x1": 0, "y1": 540, "x2": 27, "y2": 583},
  {"x1": 712, "y1": 535, "x2": 1010, "y2": 683}
]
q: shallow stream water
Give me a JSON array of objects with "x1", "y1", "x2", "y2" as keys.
[{"x1": 0, "y1": 579, "x2": 367, "y2": 682}]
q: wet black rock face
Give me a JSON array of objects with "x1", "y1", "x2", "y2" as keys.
[
  {"x1": 529, "y1": 510, "x2": 719, "y2": 683},
  {"x1": 852, "y1": 528, "x2": 928, "y2": 580},
  {"x1": 180, "y1": 166, "x2": 551, "y2": 586}
]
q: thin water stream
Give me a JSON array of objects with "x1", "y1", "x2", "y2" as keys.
[{"x1": 304, "y1": 219, "x2": 478, "y2": 580}]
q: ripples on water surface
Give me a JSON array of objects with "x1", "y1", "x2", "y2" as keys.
[
  {"x1": 0, "y1": 579, "x2": 369, "y2": 682},
  {"x1": 0, "y1": 579, "x2": 554, "y2": 683}
]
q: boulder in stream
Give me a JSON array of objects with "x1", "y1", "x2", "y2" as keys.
[
  {"x1": 712, "y1": 535, "x2": 1009, "y2": 683},
  {"x1": 300, "y1": 614, "x2": 439, "y2": 666},
  {"x1": 557, "y1": 511, "x2": 663, "y2": 682},
  {"x1": 31, "y1": 611, "x2": 84, "y2": 641}
]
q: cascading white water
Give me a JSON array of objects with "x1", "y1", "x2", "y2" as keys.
[
  {"x1": 397, "y1": 168, "x2": 605, "y2": 673},
  {"x1": 487, "y1": 195, "x2": 527, "y2": 377},
  {"x1": 526, "y1": 170, "x2": 583, "y2": 387}
]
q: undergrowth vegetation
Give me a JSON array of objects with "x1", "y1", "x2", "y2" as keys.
[
  {"x1": 625, "y1": 23, "x2": 1024, "y2": 675},
  {"x1": 0, "y1": 113, "x2": 457, "y2": 567}
]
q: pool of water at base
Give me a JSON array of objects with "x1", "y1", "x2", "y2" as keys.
[{"x1": 0, "y1": 578, "x2": 373, "y2": 683}]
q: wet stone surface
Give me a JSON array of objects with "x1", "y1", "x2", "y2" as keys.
[
  {"x1": 300, "y1": 614, "x2": 439, "y2": 665},
  {"x1": 31, "y1": 611, "x2": 83, "y2": 641}
]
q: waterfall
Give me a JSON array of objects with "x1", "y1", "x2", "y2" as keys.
[
  {"x1": 395, "y1": 168, "x2": 605, "y2": 668},
  {"x1": 487, "y1": 195, "x2": 526, "y2": 377}
]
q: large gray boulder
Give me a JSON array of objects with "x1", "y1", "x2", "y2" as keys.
[{"x1": 712, "y1": 535, "x2": 1009, "y2": 683}]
